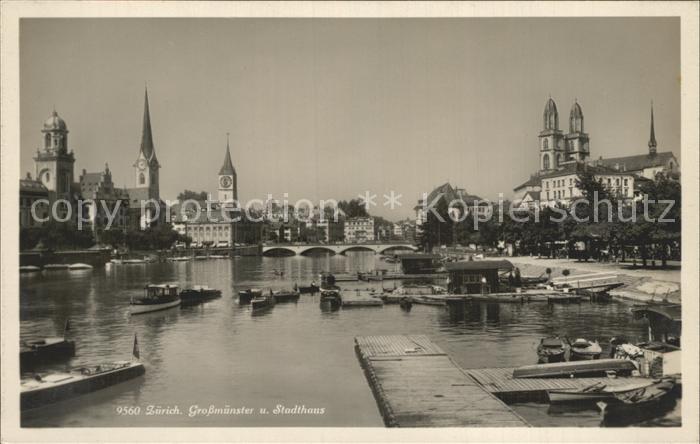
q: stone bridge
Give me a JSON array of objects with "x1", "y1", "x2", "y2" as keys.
[{"x1": 262, "y1": 242, "x2": 418, "y2": 257}]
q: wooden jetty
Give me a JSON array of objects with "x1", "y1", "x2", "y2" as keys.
[
  {"x1": 355, "y1": 335, "x2": 529, "y2": 427},
  {"x1": 342, "y1": 290, "x2": 384, "y2": 308},
  {"x1": 440, "y1": 289, "x2": 565, "y2": 305},
  {"x1": 467, "y1": 367, "x2": 654, "y2": 404}
]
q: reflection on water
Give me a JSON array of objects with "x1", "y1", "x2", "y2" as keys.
[{"x1": 19, "y1": 252, "x2": 678, "y2": 427}]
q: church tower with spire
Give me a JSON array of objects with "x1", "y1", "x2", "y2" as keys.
[
  {"x1": 648, "y1": 102, "x2": 657, "y2": 156},
  {"x1": 133, "y1": 87, "x2": 161, "y2": 201},
  {"x1": 218, "y1": 133, "x2": 237, "y2": 203}
]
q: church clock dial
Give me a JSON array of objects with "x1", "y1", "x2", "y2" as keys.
[
  {"x1": 138, "y1": 159, "x2": 147, "y2": 170},
  {"x1": 220, "y1": 176, "x2": 232, "y2": 188}
]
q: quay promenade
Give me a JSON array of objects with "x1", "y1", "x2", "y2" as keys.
[{"x1": 506, "y1": 256, "x2": 681, "y2": 303}]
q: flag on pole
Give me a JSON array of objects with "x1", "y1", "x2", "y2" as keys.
[{"x1": 133, "y1": 334, "x2": 140, "y2": 360}]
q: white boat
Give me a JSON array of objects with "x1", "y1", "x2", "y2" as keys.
[
  {"x1": 129, "y1": 284, "x2": 181, "y2": 314},
  {"x1": 169, "y1": 257, "x2": 191, "y2": 262},
  {"x1": 110, "y1": 259, "x2": 124, "y2": 264},
  {"x1": 68, "y1": 263, "x2": 93, "y2": 270},
  {"x1": 20, "y1": 266, "x2": 41, "y2": 273}
]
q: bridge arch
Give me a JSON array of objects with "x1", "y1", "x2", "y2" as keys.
[
  {"x1": 339, "y1": 245, "x2": 377, "y2": 255},
  {"x1": 378, "y1": 245, "x2": 418, "y2": 254},
  {"x1": 262, "y1": 247, "x2": 297, "y2": 257},
  {"x1": 299, "y1": 246, "x2": 337, "y2": 256}
]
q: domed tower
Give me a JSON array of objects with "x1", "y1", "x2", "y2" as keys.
[
  {"x1": 539, "y1": 98, "x2": 564, "y2": 171},
  {"x1": 218, "y1": 133, "x2": 238, "y2": 203},
  {"x1": 33, "y1": 109, "x2": 75, "y2": 196},
  {"x1": 565, "y1": 100, "x2": 590, "y2": 162}
]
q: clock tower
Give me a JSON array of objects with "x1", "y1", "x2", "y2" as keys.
[
  {"x1": 218, "y1": 133, "x2": 237, "y2": 204},
  {"x1": 133, "y1": 87, "x2": 160, "y2": 201}
]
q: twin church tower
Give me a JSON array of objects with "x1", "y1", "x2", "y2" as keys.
[{"x1": 539, "y1": 98, "x2": 590, "y2": 171}]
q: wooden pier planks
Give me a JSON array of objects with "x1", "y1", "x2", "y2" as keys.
[{"x1": 355, "y1": 335, "x2": 529, "y2": 427}]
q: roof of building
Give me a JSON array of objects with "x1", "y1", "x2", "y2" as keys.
[
  {"x1": 420, "y1": 182, "x2": 486, "y2": 207},
  {"x1": 514, "y1": 175, "x2": 542, "y2": 191},
  {"x1": 219, "y1": 136, "x2": 236, "y2": 175},
  {"x1": 591, "y1": 151, "x2": 676, "y2": 173},
  {"x1": 445, "y1": 259, "x2": 514, "y2": 271},
  {"x1": 522, "y1": 190, "x2": 540, "y2": 201},
  {"x1": 19, "y1": 178, "x2": 48, "y2": 194}
]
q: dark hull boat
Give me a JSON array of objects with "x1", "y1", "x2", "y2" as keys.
[
  {"x1": 537, "y1": 337, "x2": 567, "y2": 363},
  {"x1": 272, "y1": 290, "x2": 300, "y2": 303},
  {"x1": 596, "y1": 378, "x2": 677, "y2": 423},
  {"x1": 238, "y1": 288, "x2": 262, "y2": 304},
  {"x1": 251, "y1": 295, "x2": 274, "y2": 312},
  {"x1": 513, "y1": 359, "x2": 637, "y2": 379},
  {"x1": 179, "y1": 286, "x2": 222, "y2": 307},
  {"x1": 569, "y1": 338, "x2": 602, "y2": 361},
  {"x1": 297, "y1": 284, "x2": 319, "y2": 294},
  {"x1": 399, "y1": 297, "x2": 413, "y2": 311},
  {"x1": 21, "y1": 361, "x2": 144, "y2": 411},
  {"x1": 20, "y1": 337, "x2": 76, "y2": 372}
]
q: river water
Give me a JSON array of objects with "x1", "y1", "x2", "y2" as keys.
[{"x1": 19, "y1": 252, "x2": 680, "y2": 427}]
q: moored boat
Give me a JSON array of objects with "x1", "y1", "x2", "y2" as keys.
[
  {"x1": 548, "y1": 381, "x2": 615, "y2": 403},
  {"x1": 251, "y1": 293, "x2": 275, "y2": 312},
  {"x1": 179, "y1": 286, "x2": 222, "y2": 306},
  {"x1": 296, "y1": 283, "x2": 319, "y2": 294},
  {"x1": 129, "y1": 284, "x2": 181, "y2": 314},
  {"x1": 238, "y1": 288, "x2": 262, "y2": 304},
  {"x1": 68, "y1": 263, "x2": 93, "y2": 270},
  {"x1": 569, "y1": 338, "x2": 602, "y2": 361},
  {"x1": 20, "y1": 337, "x2": 76, "y2": 372},
  {"x1": 21, "y1": 335, "x2": 144, "y2": 411},
  {"x1": 271, "y1": 290, "x2": 300, "y2": 303},
  {"x1": 537, "y1": 337, "x2": 567, "y2": 363},
  {"x1": 411, "y1": 295, "x2": 446, "y2": 306},
  {"x1": 513, "y1": 358, "x2": 637, "y2": 379},
  {"x1": 399, "y1": 297, "x2": 413, "y2": 311},
  {"x1": 20, "y1": 265, "x2": 41, "y2": 273}
]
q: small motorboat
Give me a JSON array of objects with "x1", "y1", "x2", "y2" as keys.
[
  {"x1": 271, "y1": 290, "x2": 300, "y2": 303},
  {"x1": 129, "y1": 284, "x2": 181, "y2": 314},
  {"x1": 251, "y1": 293, "x2": 275, "y2": 312},
  {"x1": 537, "y1": 337, "x2": 567, "y2": 363},
  {"x1": 399, "y1": 297, "x2": 413, "y2": 311},
  {"x1": 20, "y1": 266, "x2": 41, "y2": 273},
  {"x1": 22, "y1": 336, "x2": 144, "y2": 411},
  {"x1": 297, "y1": 283, "x2": 320, "y2": 294},
  {"x1": 169, "y1": 257, "x2": 191, "y2": 262},
  {"x1": 238, "y1": 288, "x2": 262, "y2": 304},
  {"x1": 194, "y1": 255, "x2": 208, "y2": 260},
  {"x1": 68, "y1": 263, "x2": 93, "y2": 270},
  {"x1": 179, "y1": 286, "x2": 222, "y2": 306},
  {"x1": 569, "y1": 338, "x2": 602, "y2": 361},
  {"x1": 20, "y1": 336, "x2": 76, "y2": 372}
]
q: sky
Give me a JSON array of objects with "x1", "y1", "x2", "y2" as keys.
[{"x1": 20, "y1": 18, "x2": 680, "y2": 220}]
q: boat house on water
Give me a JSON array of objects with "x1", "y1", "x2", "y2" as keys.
[
  {"x1": 445, "y1": 260, "x2": 514, "y2": 294},
  {"x1": 396, "y1": 253, "x2": 441, "y2": 274}
]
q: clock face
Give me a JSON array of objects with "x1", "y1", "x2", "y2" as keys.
[
  {"x1": 138, "y1": 159, "x2": 147, "y2": 170},
  {"x1": 220, "y1": 176, "x2": 232, "y2": 188}
]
